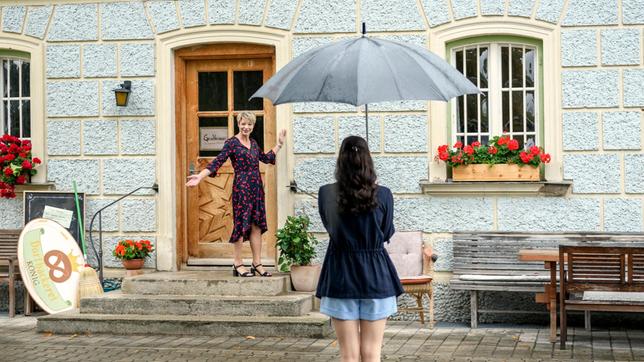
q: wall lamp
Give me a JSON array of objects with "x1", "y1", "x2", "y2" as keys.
[{"x1": 113, "y1": 80, "x2": 132, "y2": 107}]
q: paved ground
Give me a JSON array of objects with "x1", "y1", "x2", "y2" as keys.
[{"x1": 1, "y1": 315, "x2": 643, "y2": 361}]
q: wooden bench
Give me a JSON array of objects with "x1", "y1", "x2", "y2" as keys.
[
  {"x1": 0, "y1": 229, "x2": 32, "y2": 317},
  {"x1": 451, "y1": 232, "x2": 644, "y2": 328},
  {"x1": 559, "y1": 245, "x2": 644, "y2": 349}
]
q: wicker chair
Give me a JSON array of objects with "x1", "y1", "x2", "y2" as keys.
[{"x1": 385, "y1": 232, "x2": 435, "y2": 326}]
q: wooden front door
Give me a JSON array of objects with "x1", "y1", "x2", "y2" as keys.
[{"x1": 176, "y1": 44, "x2": 276, "y2": 265}]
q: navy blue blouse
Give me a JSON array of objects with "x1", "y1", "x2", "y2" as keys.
[{"x1": 315, "y1": 183, "x2": 404, "y2": 299}]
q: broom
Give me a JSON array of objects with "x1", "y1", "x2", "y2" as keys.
[{"x1": 74, "y1": 181, "x2": 104, "y2": 304}]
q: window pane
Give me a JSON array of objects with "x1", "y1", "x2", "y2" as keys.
[
  {"x1": 456, "y1": 135, "x2": 464, "y2": 145},
  {"x1": 2, "y1": 60, "x2": 7, "y2": 97},
  {"x1": 502, "y1": 91, "x2": 510, "y2": 132},
  {"x1": 479, "y1": 47, "x2": 488, "y2": 89},
  {"x1": 21, "y1": 62, "x2": 30, "y2": 97},
  {"x1": 199, "y1": 117, "x2": 228, "y2": 157},
  {"x1": 467, "y1": 135, "x2": 478, "y2": 145},
  {"x1": 466, "y1": 94, "x2": 478, "y2": 133},
  {"x1": 526, "y1": 91, "x2": 535, "y2": 132},
  {"x1": 233, "y1": 71, "x2": 263, "y2": 111},
  {"x1": 9, "y1": 100, "x2": 20, "y2": 136},
  {"x1": 456, "y1": 96, "x2": 464, "y2": 133},
  {"x1": 480, "y1": 92, "x2": 488, "y2": 132},
  {"x1": 2, "y1": 101, "x2": 7, "y2": 134},
  {"x1": 501, "y1": 47, "x2": 509, "y2": 88},
  {"x1": 198, "y1": 72, "x2": 227, "y2": 111},
  {"x1": 455, "y1": 50, "x2": 463, "y2": 73},
  {"x1": 525, "y1": 48, "x2": 535, "y2": 88},
  {"x1": 21, "y1": 100, "x2": 30, "y2": 138},
  {"x1": 511, "y1": 47, "x2": 523, "y2": 88},
  {"x1": 9, "y1": 61, "x2": 19, "y2": 97},
  {"x1": 512, "y1": 91, "x2": 524, "y2": 132},
  {"x1": 465, "y1": 48, "x2": 477, "y2": 85},
  {"x1": 234, "y1": 115, "x2": 264, "y2": 150},
  {"x1": 481, "y1": 135, "x2": 489, "y2": 145}
]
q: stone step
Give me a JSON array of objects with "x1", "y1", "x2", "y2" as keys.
[
  {"x1": 81, "y1": 291, "x2": 313, "y2": 316},
  {"x1": 37, "y1": 311, "x2": 332, "y2": 338},
  {"x1": 122, "y1": 271, "x2": 290, "y2": 296}
]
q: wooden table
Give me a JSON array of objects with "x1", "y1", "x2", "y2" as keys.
[{"x1": 518, "y1": 249, "x2": 563, "y2": 343}]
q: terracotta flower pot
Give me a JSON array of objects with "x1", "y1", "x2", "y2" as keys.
[
  {"x1": 121, "y1": 258, "x2": 145, "y2": 270},
  {"x1": 290, "y1": 264, "x2": 321, "y2": 292}
]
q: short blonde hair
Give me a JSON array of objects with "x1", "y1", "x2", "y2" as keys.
[{"x1": 236, "y1": 111, "x2": 256, "y2": 126}]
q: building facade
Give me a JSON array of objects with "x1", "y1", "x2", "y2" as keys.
[{"x1": 0, "y1": 0, "x2": 642, "y2": 322}]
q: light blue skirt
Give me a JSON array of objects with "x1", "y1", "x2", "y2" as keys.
[{"x1": 320, "y1": 296, "x2": 397, "y2": 321}]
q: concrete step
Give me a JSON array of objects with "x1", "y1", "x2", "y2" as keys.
[
  {"x1": 122, "y1": 271, "x2": 290, "y2": 296},
  {"x1": 37, "y1": 311, "x2": 332, "y2": 338},
  {"x1": 80, "y1": 291, "x2": 313, "y2": 316}
]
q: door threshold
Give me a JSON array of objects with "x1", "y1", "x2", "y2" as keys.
[{"x1": 187, "y1": 257, "x2": 275, "y2": 267}]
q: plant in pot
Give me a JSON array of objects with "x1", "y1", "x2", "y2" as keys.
[
  {"x1": 113, "y1": 239, "x2": 154, "y2": 270},
  {"x1": 276, "y1": 215, "x2": 320, "y2": 292}
]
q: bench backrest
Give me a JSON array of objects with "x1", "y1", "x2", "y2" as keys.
[
  {"x1": 453, "y1": 232, "x2": 644, "y2": 278},
  {"x1": 561, "y1": 245, "x2": 644, "y2": 293},
  {"x1": 0, "y1": 230, "x2": 21, "y2": 259}
]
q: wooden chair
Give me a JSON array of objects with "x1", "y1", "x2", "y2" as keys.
[
  {"x1": 0, "y1": 229, "x2": 32, "y2": 317},
  {"x1": 385, "y1": 231, "x2": 435, "y2": 326}
]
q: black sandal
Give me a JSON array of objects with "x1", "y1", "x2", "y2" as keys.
[
  {"x1": 232, "y1": 264, "x2": 254, "y2": 277},
  {"x1": 251, "y1": 263, "x2": 272, "y2": 277}
]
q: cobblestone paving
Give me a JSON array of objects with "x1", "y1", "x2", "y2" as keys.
[{"x1": 1, "y1": 315, "x2": 643, "y2": 361}]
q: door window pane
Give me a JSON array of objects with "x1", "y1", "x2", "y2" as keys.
[
  {"x1": 455, "y1": 50, "x2": 463, "y2": 73},
  {"x1": 525, "y1": 48, "x2": 535, "y2": 88},
  {"x1": 233, "y1": 71, "x2": 263, "y2": 110},
  {"x1": 501, "y1": 47, "x2": 509, "y2": 88},
  {"x1": 198, "y1": 72, "x2": 227, "y2": 111},
  {"x1": 465, "y1": 48, "x2": 477, "y2": 85},
  {"x1": 526, "y1": 91, "x2": 535, "y2": 132},
  {"x1": 466, "y1": 94, "x2": 478, "y2": 134},
  {"x1": 480, "y1": 91, "x2": 488, "y2": 132},
  {"x1": 234, "y1": 115, "x2": 264, "y2": 150},
  {"x1": 456, "y1": 96, "x2": 464, "y2": 133},
  {"x1": 502, "y1": 91, "x2": 510, "y2": 131},
  {"x1": 199, "y1": 117, "x2": 228, "y2": 157},
  {"x1": 512, "y1": 91, "x2": 524, "y2": 132}
]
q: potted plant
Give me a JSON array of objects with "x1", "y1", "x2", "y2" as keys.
[
  {"x1": 0, "y1": 134, "x2": 42, "y2": 198},
  {"x1": 276, "y1": 215, "x2": 320, "y2": 292},
  {"x1": 113, "y1": 239, "x2": 154, "y2": 270},
  {"x1": 436, "y1": 135, "x2": 551, "y2": 181}
]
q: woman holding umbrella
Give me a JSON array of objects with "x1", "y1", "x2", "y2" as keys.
[
  {"x1": 186, "y1": 111, "x2": 286, "y2": 278},
  {"x1": 316, "y1": 136, "x2": 403, "y2": 362}
]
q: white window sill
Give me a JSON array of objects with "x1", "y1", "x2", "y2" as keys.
[{"x1": 420, "y1": 180, "x2": 572, "y2": 196}]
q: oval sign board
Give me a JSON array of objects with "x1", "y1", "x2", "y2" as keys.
[{"x1": 18, "y1": 218, "x2": 85, "y2": 314}]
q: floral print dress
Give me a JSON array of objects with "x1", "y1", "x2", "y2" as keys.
[{"x1": 206, "y1": 137, "x2": 276, "y2": 243}]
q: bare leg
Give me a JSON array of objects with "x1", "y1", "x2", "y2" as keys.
[
  {"x1": 359, "y1": 319, "x2": 387, "y2": 362},
  {"x1": 232, "y1": 238, "x2": 250, "y2": 274},
  {"x1": 249, "y1": 224, "x2": 270, "y2": 275},
  {"x1": 332, "y1": 318, "x2": 360, "y2": 362}
]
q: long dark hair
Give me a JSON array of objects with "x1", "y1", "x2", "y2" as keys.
[{"x1": 335, "y1": 136, "x2": 378, "y2": 214}]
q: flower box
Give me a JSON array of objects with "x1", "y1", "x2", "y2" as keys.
[{"x1": 452, "y1": 164, "x2": 540, "y2": 182}]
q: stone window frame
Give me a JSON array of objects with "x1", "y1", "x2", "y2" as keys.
[
  {"x1": 428, "y1": 21, "x2": 563, "y2": 183},
  {"x1": 447, "y1": 36, "x2": 544, "y2": 149},
  {"x1": 0, "y1": 34, "x2": 45, "y2": 183}
]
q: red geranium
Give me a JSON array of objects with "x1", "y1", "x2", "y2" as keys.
[
  {"x1": 113, "y1": 239, "x2": 154, "y2": 261},
  {"x1": 0, "y1": 134, "x2": 42, "y2": 199},
  {"x1": 436, "y1": 135, "x2": 551, "y2": 169}
]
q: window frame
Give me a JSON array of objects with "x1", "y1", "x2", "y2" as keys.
[
  {"x1": 1, "y1": 50, "x2": 32, "y2": 140},
  {"x1": 0, "y1": 35, "x2": 45, "y2": 184},
  {"x1": 446, "y1": 35, "x2": 545, "y2": 149}
]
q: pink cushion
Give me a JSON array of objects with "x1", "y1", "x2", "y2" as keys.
[{"x1": 385, "y1": 231, "x2": 423, "y2": 278}]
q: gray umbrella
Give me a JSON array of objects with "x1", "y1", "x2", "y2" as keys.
[{"x1": 251, "y1": 32, "x2": 480, "y2": 141}]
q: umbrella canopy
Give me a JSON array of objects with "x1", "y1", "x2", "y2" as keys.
[{"x1": 251, "y1": 36, "x2": 480, "y2": 106}]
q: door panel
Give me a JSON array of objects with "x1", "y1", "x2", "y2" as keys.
[{"x1": 184, "y1": 55, "x2": 275, "y2": 262}]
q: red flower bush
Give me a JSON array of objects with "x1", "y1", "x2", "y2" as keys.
[
  {"x1": 0, "y1": 134, "x2": 42, "y2": 199},
  {"x1": 436, "y1": 135, "x2": 551, "y2": 168},
  {"x1": 113, "y1": 239, "x2": 154, "y2": 260}
]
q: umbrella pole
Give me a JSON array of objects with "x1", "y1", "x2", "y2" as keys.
[{"x1": 365, "y1": 104, "x2": 369, "y2": 145}]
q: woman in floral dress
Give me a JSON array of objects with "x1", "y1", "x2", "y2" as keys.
[{"x1": 186, "y1": 111, "x2": 286, "y2": 277}]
